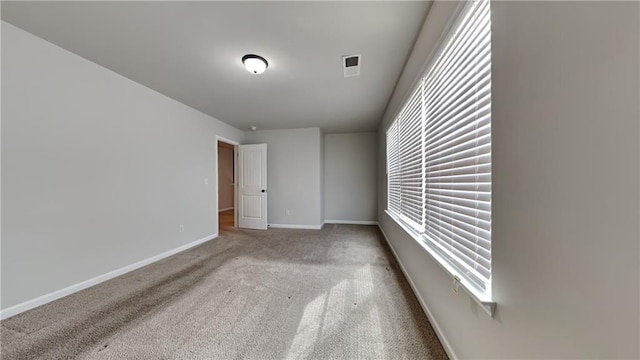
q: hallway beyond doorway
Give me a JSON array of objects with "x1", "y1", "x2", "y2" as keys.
[{"x1": 219, "y1": 209, "x2": 234, "y2": 231}]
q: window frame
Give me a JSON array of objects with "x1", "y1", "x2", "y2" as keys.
[{"x1": 385, "y1": 0, "x2": 496, "y2": 317}]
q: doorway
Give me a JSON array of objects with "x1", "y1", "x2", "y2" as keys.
[{"x1": 217, "y1": 139, "x2": 236, "y2": 232}]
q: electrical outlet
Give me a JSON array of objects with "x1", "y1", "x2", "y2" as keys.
[
  {"x1": 204, "y1": 178, "x2": 209, "y2": 185},
  {"x1": 179, "y1": 225, "x2": 184, "y2": 233},
  {"x1": 451, "y1": 275, "x2": 461, "y2": 294},
  {"x1": 286, "y1": 209, "x2": 290, "y2": 216}
]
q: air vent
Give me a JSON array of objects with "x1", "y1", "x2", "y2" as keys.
[{"x1": 342, "y1": 54, "x2": 361, "y2": 78}]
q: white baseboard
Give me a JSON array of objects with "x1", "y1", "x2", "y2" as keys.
[
  {"x1": 0, "y1": 233, "x2": 218, "y2": 320},
  {"x1": 376, "y1": 224, "x2": 458, "y2": 360},
  {"x1": 267, "y1": 221, "x2": 377, "y2": 230},
  {"x1": 324, "y1": 220, "x2": 378, "y2": 225},
  {"x1": 268, "y1": 224, "x2": 322, "y2": 230},
  {"x1": 218, "y1": 207, "x2": 234, "y2": 213}
]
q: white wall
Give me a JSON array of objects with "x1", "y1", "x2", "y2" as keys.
[
  {"x1": 217, "y1": 142, "x2": 234, "y2": 211},
  {"x1": 378, "y1": 1, "x2": 639, "y2": 358},
  {"x1": 320, "y1": 129, "x2": 325, "y2": 223},
  {"x1": 244, "y1": 128, "x2": 323, "y2": 228},
  {"x1": 324, "y1": 133, "x2": 377, "y2": 223},
  {"x1": 1, "y1": 22, "x2": 244, "y2": 310}
]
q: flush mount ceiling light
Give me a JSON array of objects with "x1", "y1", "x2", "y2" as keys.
[{"x1": 242, "y1": 54, "x2": 268, "y2": 74}]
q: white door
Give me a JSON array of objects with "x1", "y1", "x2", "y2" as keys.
[{"x1": 238, "y1": 144, "x2": 268, "y2": 230}]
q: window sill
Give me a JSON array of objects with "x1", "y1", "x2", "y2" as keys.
[{"x1": 384, "y1": 210, "x2": 497, "y2": 318}]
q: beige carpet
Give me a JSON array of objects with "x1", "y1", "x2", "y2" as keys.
[{"x1": 0, "y1": 224, "x2": 448, "y2": 360}]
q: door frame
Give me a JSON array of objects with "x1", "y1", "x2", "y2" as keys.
[{"x1": 215, "y1": 135, "x2": 240, "y2": 233}]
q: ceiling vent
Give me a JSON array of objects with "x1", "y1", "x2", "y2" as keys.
[{"x1": 342, "y1": 54, "x2": 361, "y2": 78}]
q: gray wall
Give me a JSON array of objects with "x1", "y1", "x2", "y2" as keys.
[
  {"x1": 1, "y1": 22, "x2": 244, "y2": 309},
  {"x1": 377, "y1": 1, "x2": 639, "y2": 358},
  {"x1": 320, "y1": 130, "x2": 325, "y2": 223},
  {"x1": 217, "y1": 143, "x2": 234, "y2": 211},
  {"x1": 324, "y1": 133, "x2": 377, "y2": 222},
  {"x1": 244, "y1": 128, "x2": 323, "y2": 228}
]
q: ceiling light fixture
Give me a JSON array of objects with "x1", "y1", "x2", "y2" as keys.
[{"x1": 242, "y1": 54, "x2": 268, "y2": 74}]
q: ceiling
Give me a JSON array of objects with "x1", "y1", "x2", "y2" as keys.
[{"x1": 2, "y1": 1, "x2": 430, "y2": 133}]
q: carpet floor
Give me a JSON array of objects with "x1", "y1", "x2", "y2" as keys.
[{"x1": 0, "y1": 224, "x2": 448, "y2": 360}]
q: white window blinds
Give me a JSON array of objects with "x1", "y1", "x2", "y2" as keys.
[
  {"x1": 386, "y1": 0, "x2": 491, "y2": 295},
  {"x1": 386, "y1": 120, "x2": 401, "y2": 215},
  {"x1": 398, "y1": 81, "x2": 424, "y2": 232}
]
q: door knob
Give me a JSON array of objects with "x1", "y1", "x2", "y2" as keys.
[{"x1": 261, "y1": 189, "x2": 266, "y2": 193}]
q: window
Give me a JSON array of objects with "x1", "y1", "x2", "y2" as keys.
[{"x1": 386, "y1": 0, "x2": 493, "y2": 309}]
